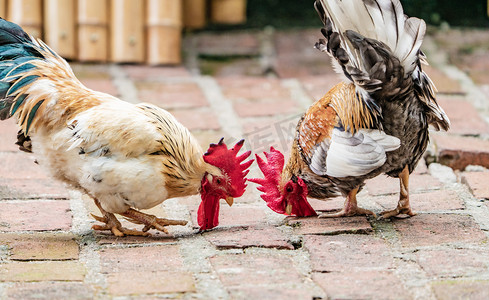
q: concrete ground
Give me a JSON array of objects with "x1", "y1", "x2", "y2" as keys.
[{"x1": 1, "y1": 26, "x2": 489, "y2": 299}]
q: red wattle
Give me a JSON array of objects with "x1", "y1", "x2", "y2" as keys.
[{"x1": 198, "y1": 188, "x2": 221, "y2": 231}]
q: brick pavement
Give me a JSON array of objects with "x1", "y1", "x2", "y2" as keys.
[{"x1": 0, "y1": 27, "x2": 489, "y2": 299}]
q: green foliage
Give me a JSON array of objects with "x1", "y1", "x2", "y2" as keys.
[{"x1": 241, "y1": 0, "x2": 489, "y2": 28}]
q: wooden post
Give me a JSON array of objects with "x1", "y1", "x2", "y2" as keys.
[
  {"x1": 78, "y1": 0, "x2": 109, "y2": 62},
  {"x1": 0, "y1": 0, "x2": 6, "y2": 18},
  {"x1": 183, "y1": 0, "x2": 206, "y2": 29},
  {"x1": 146, "y1": 0, "x2": 182, "y2": 65},
  {"x1": 7, "y1": 0, "x2": 43, "y2": 38},
  {"x1": 44, "y1": 0, "x2": 76, "y2": 59},
  {"x1": 210, "y1": 0, "x2": 246, "y2": 24},
  {"x1": 110, "y1": 0, "x2": 145, "y2": 63}
]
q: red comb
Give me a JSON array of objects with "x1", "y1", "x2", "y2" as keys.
[
  {"x1": 248, "y1": 147, "x2": 286, "y2": 214},
  {"x1": 203, "y1": 138, "x2": 253, "y2": 197}
]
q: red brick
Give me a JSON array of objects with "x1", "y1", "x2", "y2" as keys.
[
  {"x1": 99, "y1": 244, "x2": 184, "y2": 273},
  {"x1": 437, "y1": 97, "x2": 489, "y2": 135},
  {"x1": 234, "y1": 99, "x2": 299, "y2": 117},
  {"x1": 286, "y1": 216, "x2": 372, "y2": 235},
  {"x1": 461, "y1": 171, "x2": 489, "y2": 200},
  {"x1": 300, "y1": 74, "x2": 343, "y2": 101},
  {"x1": 393, "y1": 214, "x2": 487, "y2": 247},
  {"x1": 0, "y1": 178, "x2": 70, "y2": 200},
  {"x1": 0, "y1": 201, "x2": 72, "y2": 232},
  {"x1": 95, "y1": 232, "x2": 177, "y2": 245},
  {"x1": 79, "y1": 78, "x2": 119, "y2": 97},
  {"x1": 416, "y1": 248, "x2": 489, "y2": 278},
  {"x1": 307, "y1": 197, "x2": 345, "y2": 212},
  {"x1": 0, "y1": 119, "x2": 19, "y2": 152},
  {"x1": 123, "y1": 65, "x2": 190, "y2": 80},
  {"x1": 313, "y1": 271, "x2": 410, "y2": 300},
  {"x1": 136, "y1": 81, "x2": 208, "y2": 109},
  {"x1": 195, "y1": 32, "x2": 260, "y2": 56},
  {"x1": 431, "y1": 134, "x2": 489, "y2": 170},
  {"x1": 107, "y1": 271, "x2": 195, "y2": 296},
  {"x1": 304, "y1": 235, "x2": 392, "y2": 272},
  {"x1": 6, "y1": 282, "x2": 94, "y2": 300},
  {"x1": 423, "y1": 65, "x2": 464, "y2": 95},
  {"x1": 0, "y1": 152, "x2": 50, "y2": 179},
  {"x1": 0, "y1": 233, "x2": 79, "y2": 261},
  {"x1": 432, "y1": 280, "x2": 489, "y2": 300},
  {"x1": 375, "y1": 189, "x2": 464, "y2": 212},
  {"x1": 200, "y1": 58, "x2": 263, "y2": 77},
  {"x1": 204, "y1": 226, "x2": 294, "y2": 250},
  {"x1": 188, "y1": 203, "x2": 269, "y2": 230},
  {"x1": 366, "y1": 174, "x2": 442, "y2": 196},
  {"x1": 414, "y1": 158, "x2": 429, "y2": 174},
  {"x1": 170, "y1": 108, "x2": 221, "y2": 130},
  {"x1": 228, "y1": 287, "x2": 320, "y2": 300},
  {"x1": 0, "y1": 261, "x2": 85, "y2": 281},
  {"x1": 210, "y1": 253, "x2": 303, "y2": 287},
  {"x1": 218, "y1": 77, "x2": 290, "y2": 101}
]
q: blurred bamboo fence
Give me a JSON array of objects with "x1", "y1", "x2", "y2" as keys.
[{"x1": 0, "y1": 0, "x2": 246, "y2": 65}]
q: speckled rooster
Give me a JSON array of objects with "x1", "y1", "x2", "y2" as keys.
[
  {"x1": 250, "y1": 0, "x2": 450, "y2": 218},
  {"x1": 0, "y1": 18, "x2": 253, "y2": 236}
]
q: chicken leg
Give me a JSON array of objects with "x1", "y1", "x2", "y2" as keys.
[
  {"x1": 380, "y1": 166, "x2": 417, "y2": 219},
  {"x1": 91, "y1": 198, "x2": 150, "y2": 237},
  {"x1": 319, "y1": 187, "x2": 376, "y2": 218},
  {"x1": 121, "y1": 209, "x2": 188, "y2": 234}
]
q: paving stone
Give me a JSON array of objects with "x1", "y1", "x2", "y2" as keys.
[
  {"x1": 0, "y1": 178, "x2": 70, "y2": 200},
  {"x1": 234, "y1": 98, "x2": 299, "y2": 117},
  {"x1": 6, "y1": 282, "x2": 94, "y2": 300},
  {"x1": 300, "y1": 74, "x2": 343, "y2": 101},
  {"x1": 0, "y1": 233, "x2": 79, "y2": 261},
  {"x1": 71, "y1": 63, "x2": 111, "y2": 79},
  {"x1": 307, "y1": 197, "x2": 345, "y2": 212},
  {"x1": 228, "y1": 286, "x2": 321, "y2": 300},
  {"x1": 170, "y1": 107, "x2": 221, "y2": 130},
  {"x1": 79, "y1": 78, "x2": 119, "y2": 97},
  {"x1": 188, "y1": 204, "x2": 269, "y2": 229},
  {"x1": 432, "y1": 280, "x2": 489, "y2": 300},
  {"x1": 99, "y1": 244, "x2": 184, "y2": 273},
  {"x1": 0, "y1": 119, "x2": 19, "y2": 152},
  {"x1": 204, "y1": 226, "x2": 294, "y2": 250},
  {"x1": 123, "y1": 65, "x2": 190, "y2": 80},
  {"x1": 193, "y1": 31, "x2": 260, "y2": 56},
  {"x1": 431, "y1": 134, "x2": 489, "y2": 170},
  {"x1": 0, "y1": 152, "x2": 50, "y2": 179},
  {"x1": 437, "y1": 97, "x2": 489, "y2": 135},
  {"x1": 416, "y1": 248, "x2": 489, "y2": 278},
  {"x1": 366, "y1": 174, "x2": 443, "y2": 196},
  {"x1": 304, "y1": 234, "x2": 392, "y2": 272},
  {"x1": 0, "y1": 261, "x2": 85, "y2": 281},
  {"x1": 393, "y1": 214, "x2": 487, "y2": 247},
  {"x1": 414, "y1": 158, "x2": 429, "y2": 174},
  {"x1": 461, "y1": 171, "x2": 489, "y2": 200},
  {"x1": 423, "y1": 65, "x2": 464, "y2": 95},
  {"x1": 106, "y1": 271, "x2": 195, "y2": 296},
  {"x1": 210, "y1": 253, "x2": 303, "y2": 287},
  {"x1": 200, "y1": 57, "x2": 263, "y2": 77},
  {"x1": 0, "y1": 201, "x2": 72, "y2": 232},
  {"x1": 313, "y1": 271, "x2": 410, "y2": 300},
  {"x1": 286, "y1": 216, "x2": 372, "y2": 235},
  {"x1": 136, "y1": 81, "x2": 208, "y2": 109},
  {"x1": 218, "y1": 77, "x2": 291, "y2": 101},
  {"x1": 375, "y1": 189, "x2": 465, "y2": 212}
]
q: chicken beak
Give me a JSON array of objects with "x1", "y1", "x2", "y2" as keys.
[
  {"x1": 285, "y1": 204, "x2": 293, "y2": 215},
  {"x1": 225, "y1": 196, "x2": 234, "y2": 207}
]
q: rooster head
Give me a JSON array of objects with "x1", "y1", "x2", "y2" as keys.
[
  {"x1": 249, "y1": 147, "x2": 316, "y2": 217},
  {"x1": 199, "y1": 138, "x2": 253, "y2": 230}
]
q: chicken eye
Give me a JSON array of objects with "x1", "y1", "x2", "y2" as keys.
[
  {"x1": 216, "y1": 178, "x2": 222, "y2": 185},
  {"x1": 286, "y1": 186, "x2": 293, "y2": 193}
]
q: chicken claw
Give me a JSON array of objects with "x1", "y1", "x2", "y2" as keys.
[
  {"x1": 379, "y1": 166, "x2": 416, "y2": 219},
  {"x1": 91, "y1": 213, "x2": 151, "y2": 237},
  {"x1": 121, "y1": 208, "x2": 188, "y2": 234},
  {"x1": 318, "y1": 187, "x2": 377, "y2": 218}
]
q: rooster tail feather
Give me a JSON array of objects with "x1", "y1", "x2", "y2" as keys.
[
  {"x1": 0, "y1": 18, "x2": 95, "y2": 135},
  {"x1": 314, "y1": 0, "x2": 450, "y2": 131}
]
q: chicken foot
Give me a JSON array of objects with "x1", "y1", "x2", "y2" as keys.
[
  {"x1": 319, "y1": 187, "x2": 376, "y2": 218},
  {"x1": 91, "y1": 198, "x2": 150, "y2": 237},
  {"x1": 121, "y1": 208, "x2": 188, "y2": 234},
  {"x1": 380, "y1": 166, "x2": 417, "y2": 219}
]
